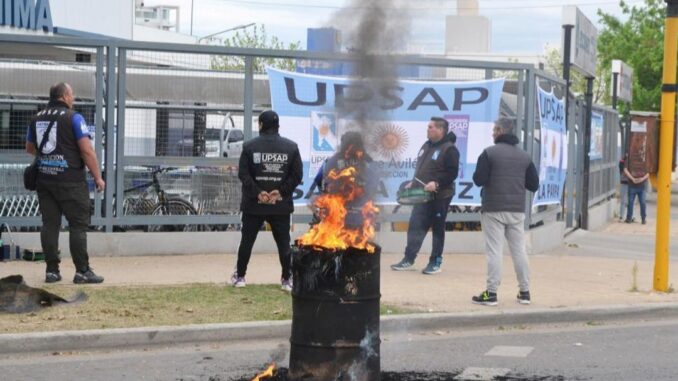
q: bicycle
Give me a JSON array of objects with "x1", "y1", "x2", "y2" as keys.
[{"x1": 122, "y1": 167, "x2": 210, "y2": 232}]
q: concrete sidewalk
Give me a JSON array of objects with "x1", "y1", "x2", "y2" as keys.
[
  {"x1": 1, "y1": 182, "x2": 677, "y2": 354},
  {"x1": 4, "y1": 247, "x2": 678, "y2": 314}
]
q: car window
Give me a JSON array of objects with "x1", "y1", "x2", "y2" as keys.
[
  {"x1": 204, "y1": 129, "x2": 224, "y2": 141},
  {"x1": 229, "y1": 130, "x2": 244, "y2": 142}
]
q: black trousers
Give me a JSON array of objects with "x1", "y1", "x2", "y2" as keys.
[
  {"x1": 36, "y1": 180, "x2": 91, "y2": 273},
  {"x1": 236, "y1": 213, "x2": 292, "y2": 280},
  {"x1": 403, "y1": 196, "x2": 452, "y2": 265}
]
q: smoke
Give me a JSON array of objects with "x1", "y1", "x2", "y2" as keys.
[
  {"x1": 330, "y1": 0, "x2": 412, "y2": 137},
  {"x1": 337, "y1": 328, "x2": 380, "y2": 381},
  {"x1": 269, "y1": 343, "x2": 288, "y2": 364}
]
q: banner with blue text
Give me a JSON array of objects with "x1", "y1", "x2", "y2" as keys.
[
  {"x1": 534, "y1": 86, "x2": 568, "y2": 206},
  {"x1": 266, "y1": 68, "x2": 505, "y2": 205}
]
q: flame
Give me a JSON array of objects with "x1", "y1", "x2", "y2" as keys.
[
  {"x1": 251, "y1": 363, "x2": 276, "y2": 381},
  {"x1": 299, "y1": 166, "x2": 379, "y2": 253}
]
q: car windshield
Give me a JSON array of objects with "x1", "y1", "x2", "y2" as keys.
[{"x1": 204, "y1": 129, "x2": 226, "y2": 141}]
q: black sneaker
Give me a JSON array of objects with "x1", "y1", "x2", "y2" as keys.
[
  {"x1": 472, "y1": 290, "x2": 498, "y2": 306},
  {"x1": 73, "y1": 268, "x2": 104, "y2": 284},
  {"x1": 517, "y1": 290, "x2": 531, "y2": 305},
  {"x1": 45, "y1": 272, "x2": 62, "y2": 283}
]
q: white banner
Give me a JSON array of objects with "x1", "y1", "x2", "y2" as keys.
[
  {"x1": 534, "y1": 87, "x2": 568, "y2": 206},
  {"x1": 266, "y1": 68, "x2": 506, "y2": 206}
]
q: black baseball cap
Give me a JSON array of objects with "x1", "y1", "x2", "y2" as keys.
[{"x1": 258, "y1": 110, "x2": 279, "y2": 129}]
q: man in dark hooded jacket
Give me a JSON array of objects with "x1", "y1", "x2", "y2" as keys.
[
  {"x1": 391, "y1": 117, "x2": 460, "y2": 275},
  {"x1": 233, "y1": 110, "x2": 302, "y2": 291}
]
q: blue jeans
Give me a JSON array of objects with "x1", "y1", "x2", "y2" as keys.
[
  {"x1": 404, "y1": 196, "x2": 452, "y2": 265},
  {"x1": 618, "y1": 183, "x2": 628, "y2": 219},
  {"x1": 626, "y1": 184, "x2": 646, "y2": 222}
]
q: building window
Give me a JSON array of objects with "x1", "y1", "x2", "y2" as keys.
[{"x1": 76, "y1": 53, "x2": 91, "y2": 63}]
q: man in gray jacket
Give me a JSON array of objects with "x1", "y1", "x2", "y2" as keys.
[{"x1": 471, "y1": 117, "x2": 539, "y2": 306}]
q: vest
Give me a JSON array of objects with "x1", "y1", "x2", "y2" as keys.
[
  {"x1": 481, "y1": 142, "x2": 532, "y2": 213},
  {"x1": 413, "y1": 139, "x2": 456, "y2": 199},
  {"x1": 29, "y1": 104, "x2": 86, "y2": 183}
]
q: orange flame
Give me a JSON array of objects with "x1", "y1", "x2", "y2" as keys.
[
  {"x1": 251, "y1": 363, "x2": 275, "y2": 381},
  {"x1": 299, "y1": 166, "x2": 379, "y2": 253}
]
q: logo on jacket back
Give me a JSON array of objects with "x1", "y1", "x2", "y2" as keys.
[{"x1": 254, "y1": 152, "x2": 288, "y2": 164}]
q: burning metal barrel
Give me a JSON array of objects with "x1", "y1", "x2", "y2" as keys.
[{"x1": 289, "y1": 243, "x2": 381, "y2": 381}]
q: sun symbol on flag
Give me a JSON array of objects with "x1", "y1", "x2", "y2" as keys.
[{"x1": 369, "y1": 123, "x2": 409, "y2": 161}]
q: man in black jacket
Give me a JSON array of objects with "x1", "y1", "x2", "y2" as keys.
[
  {"x1": 25, "y1": 83, "x2": 105, "y2": 284},
  {"x1": 233, "y1": 110, "x2": 303, "y2": 291},
  {"x1": 471, "y1": 117, "x2": 539, "y2": 306},
  {"x1": 391, "y1": 117, "x2": 460, "y2": 275}
]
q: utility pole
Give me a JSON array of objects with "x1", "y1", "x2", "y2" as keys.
[
  {"x1": 581, "y1": 76, "x2": 594, "y2": 229},
  {"x1": 654, "y1": 0, "x2": 678, "y2": 291}
]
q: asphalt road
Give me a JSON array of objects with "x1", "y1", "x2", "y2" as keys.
[{"x1": 2, "y1": 317, "x2": 678, "y2": 381}]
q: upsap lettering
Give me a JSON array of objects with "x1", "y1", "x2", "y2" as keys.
[
  {"x1": 261, "y1": 153, "x2": 288, "y2": 162},
  {"x1": 449, "y1": 118, "x2": 469, "y2": 129},
  {"x1": 457, "y1": 181, "x2": 474, "y2": 199},
  {"x1": 284, "y1": 77, "x2": 490, "y2": 111},
  {"x1": 538, "y1": 93, "x2": 564, "y2": 124},
  {"x1": 0, "y1": 0, "x2": 53, "y2": 32}
]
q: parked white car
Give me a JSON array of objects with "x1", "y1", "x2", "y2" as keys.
[{"x1": 204, "y1": 128, "x2": 245, "y2": 158}]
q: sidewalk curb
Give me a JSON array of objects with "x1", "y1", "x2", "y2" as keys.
[{"x1": 3, "y1": 302, "x2": 678, "y2": 355}]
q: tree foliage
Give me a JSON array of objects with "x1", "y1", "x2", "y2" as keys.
[
  {"x1": 210, "y1": 24, "x2": 302, "y2": 72},
  {"x1": 542, "y1": 0, "x2": 666, "y2": 112},
  {"x1": 542, "y1": 46, "x2": 608, "y2": 103},
  {"x1": 597, "y1": 0, "x2": 666, "y2": 111}
]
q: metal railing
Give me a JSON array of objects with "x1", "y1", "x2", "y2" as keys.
[{"x1": 0, "y1": 33, "x2": 618, "y2": 232}]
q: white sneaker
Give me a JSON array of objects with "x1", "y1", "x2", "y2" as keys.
[
  {"x1": 231, "y1": 271, "x2": 246, "y2": 288},
  {"x1": 281, "y1": 278, "x2": 292, "y2": 292}
]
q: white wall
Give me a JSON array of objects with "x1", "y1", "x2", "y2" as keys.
[
  {"x1": 50, "y1": 0, "x2": 134, "y2": 39},
  {"x1": 445, "y1": 15, "x2": 491, "y2": 54},
  {"x1": 132, "y1": 24, "x2": 196, "y2": 44}
]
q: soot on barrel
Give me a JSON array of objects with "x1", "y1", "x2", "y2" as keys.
[{"x1": 288, "y1": 243, "x2": 381, "y2": 381}]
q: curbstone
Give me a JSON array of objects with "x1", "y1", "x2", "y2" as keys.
[{"x1": 3, "y1": 302, "x2": 678, "y2": 355}]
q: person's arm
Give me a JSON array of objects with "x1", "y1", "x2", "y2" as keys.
[
  {"x1": 77, "y1": 138, "x2": 105, "y2": 191},
  {"x1": 278, "y1": 148, "x2": 303, "y2": 198},
  {"x1": 71, "y1": 113, "x2": 104, "y2": 191},
  {"x1": 26, "y1": 141, "x2": 36, "y2": 155},
  {"x1": 312, "y1": 161, "x2": 325, "y2": 191},
  {"x1": 623, "y1": 167, "x2": 636, "y2": 183},
  {"x1": 25, "y1": 124, "x2": 36, "y2": 155},
  {"x1": 436, "y1": 145, "x2": 460, "y2": 188},
  {"x1": 238, "y1": 146, "x2": 263, "y2": 197},
  {"x1": 472, "y1": 151, "x2": 490, "y2": 187},
  {"x1": 525, "y1": 161, "x2": 539, "y2": 192}
]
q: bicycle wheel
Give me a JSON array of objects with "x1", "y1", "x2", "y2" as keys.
[{"x1": 147, "y1": 198, "x2": 209, "y2": 232}]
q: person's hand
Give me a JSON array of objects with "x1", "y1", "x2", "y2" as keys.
[
  {"x1": 404, "y1": 181, "x2": 413, "y2": 189},
  {"x1": 258, "y1": 191, "x2": 270, "y2": 203},
  {"x1": 269, "y1": 189, "x2": 281, "y2": 204},
  {"x1": 424, "y1": 181, "x2": 438, "y2": 192},
  {"x1": 94, "y1": 178, "x2": 105, "y2": 192}
]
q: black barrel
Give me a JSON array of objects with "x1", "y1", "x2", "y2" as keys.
[{"x1": 288, "y1": 244, "x2": 381, "y2": 381}]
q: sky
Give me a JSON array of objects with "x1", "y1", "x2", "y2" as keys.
[{"x1": 143, "y1": 0, "x2": 644, "y2": 55}]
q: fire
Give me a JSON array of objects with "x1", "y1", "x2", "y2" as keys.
[
  {"x1": 251, "y1": 363, "x2": 276, "y2": 381},
  {"x1": 299, "y1": 166, "x2": 379, "y2": 253}
]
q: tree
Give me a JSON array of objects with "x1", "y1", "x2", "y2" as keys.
[
  {"x1": 597, "y1": 0, "x2": 666, "y2": 111},
  {"x1": 542, "y1": 47, "x2": 608, "y2": 104},
  {"x1": 211, "y1": 24, "x2": 302, "y2": 72}
]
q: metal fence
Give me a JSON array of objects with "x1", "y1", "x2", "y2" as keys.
[{"x1": 0, "y1": 33, "x2": 617, "y2": 232}]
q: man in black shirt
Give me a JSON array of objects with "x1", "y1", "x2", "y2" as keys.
[
  {"x1": 391, "y1": 117, "x2": 460, "y2": 275},
  {"x1": 25, "y1": 83, "x2": 105, "y2": 284},
  {"x1": 233, "y1": 110, "x2": 303, "y2": 291}
]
